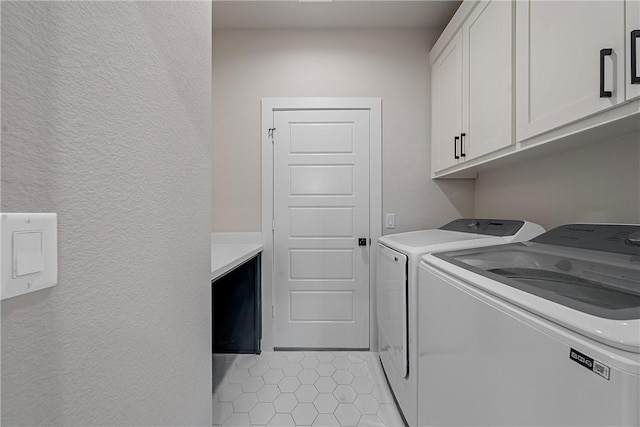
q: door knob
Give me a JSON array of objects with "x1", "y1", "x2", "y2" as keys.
[{"x1": 358, "y1": 238, "x2": 367, "y2": 246}]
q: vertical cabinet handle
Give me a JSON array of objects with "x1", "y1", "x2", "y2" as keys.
[
  {"x1": 460, "y1": 133, "x2": 466, "y2": 158},
  {"x1": 632, "y1": 30, "x2": 640, "y2": 84},
  {"x1": 454, "y1": 136, "x2": 460, "y2": 160},
  {"x1": 600, "y1": 48, "x2": 613, "y2": 98}
]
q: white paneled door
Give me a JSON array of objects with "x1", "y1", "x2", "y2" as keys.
[{"x1": 272, "y1": 109, "x2": 370, "y2": 349}]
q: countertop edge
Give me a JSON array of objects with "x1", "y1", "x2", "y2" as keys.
[{"x1": 210, "y1": 244, "x2": 264, "y2": 281}]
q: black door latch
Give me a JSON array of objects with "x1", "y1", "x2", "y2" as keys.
[{"x1": 358, "y1": 238, "x2": 367, "y2": 246}]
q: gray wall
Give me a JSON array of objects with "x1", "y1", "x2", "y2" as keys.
[
  {"x1": 1, "y1": 2, "x2": 212, "y2": 425},
  {"x1": 474, "y1": 133, "x2": 640, "y2": 230},
  {"x1": 212, "y1": 28, "x2": 475, "y2": 233}
]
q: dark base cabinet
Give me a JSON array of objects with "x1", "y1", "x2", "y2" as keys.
[{"x1": 212, "y1": 254, "x2": 261, "y2": 354}]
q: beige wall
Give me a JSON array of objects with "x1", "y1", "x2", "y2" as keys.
[
  {"x1": 212, "y1": 28, "x2": 475, "y2": 233},
  {"x1": 474, "y1": 133, "x2": 640, "y2": 230},
  {"x1": 1, "y1": 2, "x2": 212, "y2": 425}
]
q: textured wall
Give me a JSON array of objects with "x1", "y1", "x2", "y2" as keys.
[
  {"x1": 1, "y1": 2, "x2": 212, "y2": 426},
  {"x1": 212, "y1": 29, "x2": 475, "y2": 233},
  {"x1": 474, "y1": 133, "x2": 640, "y2": 230}
]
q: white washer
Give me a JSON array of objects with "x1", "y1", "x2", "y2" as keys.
[
  {"x1": 376, "y1": 218, "x2": 545, "y2": 426},
  {"x1": 418, "y1": 224, "x2": 640, "y2": 426}
]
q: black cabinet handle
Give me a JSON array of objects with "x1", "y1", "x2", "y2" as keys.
[
  {"x1": 460, "y1": 133, "x2": 466, "y2": 158},
  {"x1": 632, "y1": 30, "x2": 640, "y2": 84},
  {"x1": 454, "y1": 136, "x2": 459, "y2": 159},
  {"x1": 600, "y1": 48, "x2": 613, "y2": 98}
]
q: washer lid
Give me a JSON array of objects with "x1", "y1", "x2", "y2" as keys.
[
  {"x1": 428, "y1": 224, "x2": 640, "y2": 352},
  {"x1": 437, "y1": 244, "x2": 640, "y2": 321}
]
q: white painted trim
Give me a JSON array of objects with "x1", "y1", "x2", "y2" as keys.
[{"x1": 260, "y1": 97, "x2": 383, "y2": 351}]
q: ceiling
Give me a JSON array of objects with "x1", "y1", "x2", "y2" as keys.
[{"x1": 212, "y1": 1, "x2": 462, "y2": 30}]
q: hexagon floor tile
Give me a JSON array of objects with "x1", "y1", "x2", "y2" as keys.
[
  {"x1": 315, "y1": 376, "x2": 338, "y2": 394},
  {"x1": 295, "y1": 384, "x2": 319, "y2": 403},
  {"x1": 298, "y1": 369, "x2": 320, "y2": 385},
  {"x1": 268, "y1": 413, "x2": 295, "y2": 426},
  {"x1": 212, "y1": 350, "x2": 403, "y2": 426},
  {"x1": 249, "y1": 402, "x2": 275, "y2": 424},
  {"x1": 273, "y1": 393, "x2": 298, "y2": 413},
  {"x1": 335, "y1": 403, "x2": 362, "y2": 426},
  {"x1": 282, "y1": 362, "x2": 303, "y2": 377},
  {"x1": 241, "y1": 376, "x2": 265, "y2": 393},
  {"x1": 263, "y1": 368, "x2": 285, "y2": 385},
  {"x1": 314, "y1": 413, "x2": 341, "y2": 426},
  {"x1": 257, "y1": 384, "x2": 279, "y2": 402},
  {"x1": 278, "y1": 376, "x2": 301, "y2": 393},
  {"x1": 314, "y1": 393, "x2": 339, "y2": 414},
  {"x1": 292, "y1": 402, "x2": 319, "y2": 425},
  {"x1": 316, "y1": 362, "x2": 337, "y2": 377}
]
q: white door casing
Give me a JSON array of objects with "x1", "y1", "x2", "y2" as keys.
[{"x1": 261, "y1": 98, "x2": 382, "y2": 351}]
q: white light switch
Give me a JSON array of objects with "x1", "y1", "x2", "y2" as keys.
[
  {"x1": 1, "y1": 213, "x2": 57, "y2": 300},
  {"x1": 386, "y1": 213, "x2": 396, "y2": 229},
  {"x1": 13, "y1": 231, "x2": 45, "y2": 277}
]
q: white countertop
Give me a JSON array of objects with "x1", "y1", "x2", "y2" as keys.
[{"x1": 211, "y1": 233, "x2": 263, "y2": 281}]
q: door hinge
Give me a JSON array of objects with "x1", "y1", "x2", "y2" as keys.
[
  {"x1": 272, "y1": 305, "x2": 275, "y2": 319},
  {"x1": 272, "y1": 218, "x2": 275, "y2": 231}
]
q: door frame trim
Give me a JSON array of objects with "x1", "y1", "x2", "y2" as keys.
[{"x1": 261, "y1": 97, "x2": 382, "y2": 351}]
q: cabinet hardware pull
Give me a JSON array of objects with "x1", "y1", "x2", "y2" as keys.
[
  {"x1": 632, "y1": 30, "x2": 640, "y2": 84},
  {"x1": 454, "y1": 136, "x2": 460, "y2": 160},
  {"x1": 460, "y1": 133, "x2": 466, "y2": 158},
  {"x1": 600, "y1": 48, "x2": 613, "y2": 97}
]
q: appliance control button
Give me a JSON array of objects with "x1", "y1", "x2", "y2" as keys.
[{"x1": 625, "y1": 231, "x2": 640, "y2": 247}]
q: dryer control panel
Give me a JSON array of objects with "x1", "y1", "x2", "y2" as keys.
[{"x1": 440, "y1": 219, "x2": 525, "y2": 237}]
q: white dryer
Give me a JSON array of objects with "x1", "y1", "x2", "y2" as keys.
[
  {"x1": 376, "y1": 218, "x2": 545, "y2": 426},
  {"x1": 418, "y1": 224, "x2": 640, "y2": 426}
]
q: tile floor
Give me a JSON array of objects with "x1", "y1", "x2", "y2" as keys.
[{"x1": 212, "y1": 351, "x2": 405, "y2": 427}]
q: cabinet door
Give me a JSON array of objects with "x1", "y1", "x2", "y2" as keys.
[
  {"x1": 463, "y1": 0, "x2": 514, "y2": 160},
  {"x1": 627, "y1": 0, "x2": 640, "y2": 100},
  {"x1": 432, "y1": 31, "x2": 463, "y2": 173},
  {"x1": 516, "y1": 1, "x2": 625, "y2": 142}
]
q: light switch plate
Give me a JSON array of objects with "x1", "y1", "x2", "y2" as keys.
[
  {"x1": 1, "y1": 213, "x2": 57, "y2": 300},
  {"x1": 385, "y1": 213, "x2": 396, "y2": 229}
]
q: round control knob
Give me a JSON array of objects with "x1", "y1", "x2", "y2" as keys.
[
  {"x1": 467, "y1": 220, "x2": 480, "y2": 229},
  {"x1": 625, "y1": 231, "x2": 640, "y2": 247}
]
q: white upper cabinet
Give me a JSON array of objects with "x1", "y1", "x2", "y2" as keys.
[
  {"x1": 463, "y1": 0, "x2": 514, "y2": 160},
  {"x1": 430, "y1": 0, "x2": 639, "y2": 178},
  {"x1": 627, "y1": 0, "x2": 640, "y2": 101},
  {"x1": 432, "y1": 31, "x2": 463, "y2": 172},
  {"x1": 516, "y1": 1, "x2": 626, "y2": 142},
  {"x1": 431, "y1": 0, "x2": 513, "y2": 175}
]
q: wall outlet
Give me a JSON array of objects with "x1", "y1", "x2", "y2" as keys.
[{"x1": 385, "y1": 213, "x2": 396, "y2": 229}]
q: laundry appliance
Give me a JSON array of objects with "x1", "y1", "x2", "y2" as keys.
[
  {"x1": 376, "y1": 218, "x2": 545, "y2": 426},
  {"x1": 418, "y1": 223, "x2": 640, "y2": 426}
]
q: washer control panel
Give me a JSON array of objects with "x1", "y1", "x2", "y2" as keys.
[{"x1": 532, "y1": 224, "x2": 640, "y2": 256}]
